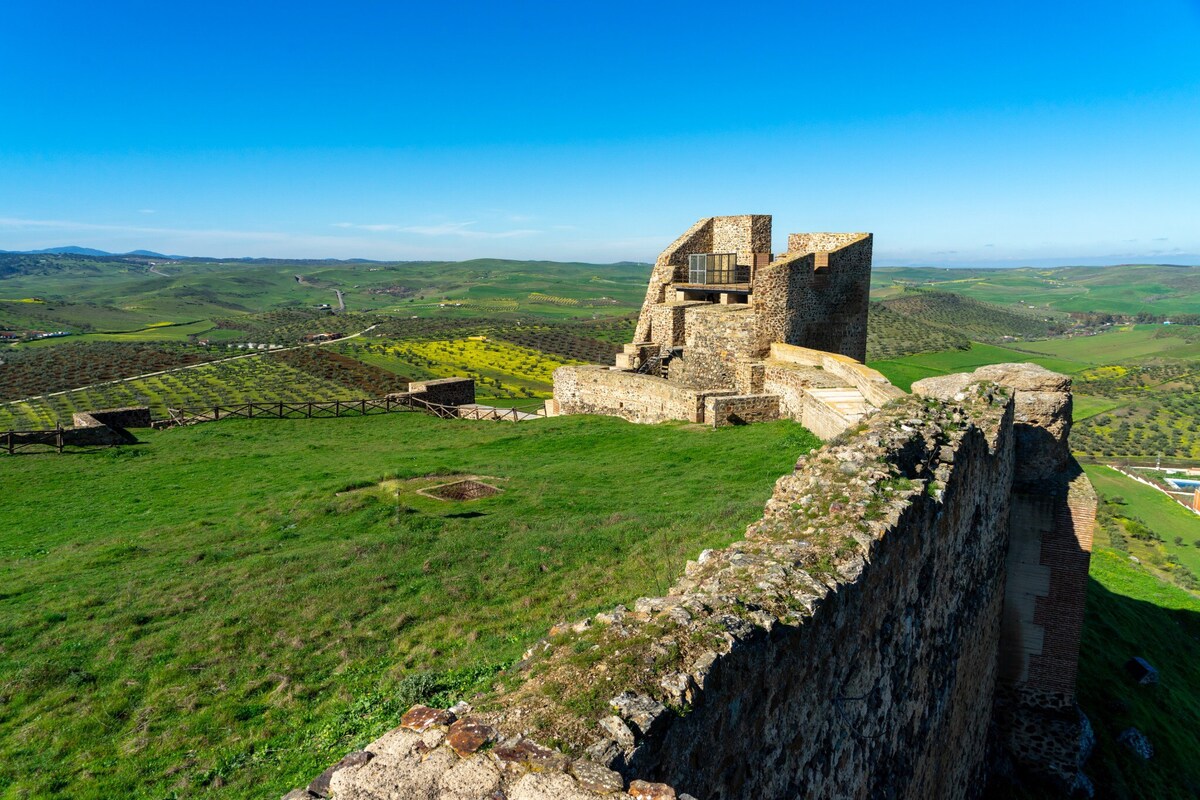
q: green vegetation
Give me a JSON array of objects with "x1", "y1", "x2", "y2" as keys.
[
  {"x1": 872, "y1": 264, "x2": 1200, "y2": 317},
  {"x1": 0, "y1": 342, "x2": 224, "y2": 401},
  {"x1": 1076, "y1": 549, "x2": 1200, "y2": 799},
  {"x1": 1085, "y1": 465, "x2": 1200, "y2": 590},
  {"x1": 0, "y1": 412, "x2": 817, "y2": 798},
  {"x1": 870, "y1": 341, "x2": 1090, "y2": 392},
  {"x1": 879, "y1": 289, "x2": 1064, "y2": 342},
  {"x1": 0, "y1": 355, "x2": 357, "y2": 429}
]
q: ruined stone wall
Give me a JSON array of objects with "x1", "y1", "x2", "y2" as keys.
[
  {"x1": 553, "y1": 365, "x2": 720, "y2": 424},
  {"x1": 635, "y1": 219, "x2": 714, "y2": 343},
  {"x1": 668, "y1": 306, "x2": 759, "y2": 390},
  {"x1": 769, "y1": 343, "x2": 905, "y2": 408},
  {"x1": 786, "y1": 232, "x2": 867, "y2": 254},
  {"x1": 408, "y1": 378, "x2": 476, "y2": 408},
  {"x1": 296, "y1": 389, "x2": 1031, "y2": 800},
  {"x1": 753, "y1": 235, "x2": 872, "y2": 362},
  {"x1": 711, "y1": 214, "x2": 771, "y2": 267},
  {"x1": 702, "y1": 394, "x2": 779, "y2": 427},
  {"x1": 294, "y1": 366, "x2": 1095, "y2": 800},
  {"x1": 79, "y1": 406, "x2": 153, "y2": 430}
]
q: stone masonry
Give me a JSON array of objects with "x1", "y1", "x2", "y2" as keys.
[
  {"x1": 551, "y1": 215, "x2": 886, "y2": 438},
  {"x1": 288, "y1": 364, "x2": 1096, "y2": 800}
]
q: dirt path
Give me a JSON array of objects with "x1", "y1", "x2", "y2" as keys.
[{"x1": 1, "y1": 325, "x2": 378, "y2": 408}]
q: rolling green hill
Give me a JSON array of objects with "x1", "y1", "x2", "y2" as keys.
[{"x1": 873, "y1": 264, "x2": 1200, "y2": 318}]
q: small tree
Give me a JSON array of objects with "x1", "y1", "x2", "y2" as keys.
[{"x1": 1174, "y1": 535, "x2": 1185, "y2": 547}]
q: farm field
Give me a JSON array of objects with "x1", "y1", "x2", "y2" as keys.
[
  {"x1": 340, "y1": 337, "x2": 587, "y2": 400},
  {"x1": 869, "y1": 341, "x2": 1091, "y2": 391},
  {"x1": 0, "y1": 412, "x2": 818, "y2": 798},
  {"x1": 1085, "y1": 465, "x2": 1200, "y2": 586},
  {"x1": 1013, "y1": 325, "x2": 1200, "y2": 364},
  {"x1": 872, "y1": 264, "x2": 1200, "y2": 318},
  {"x1": 0, "y1": 355, "x2": 357, "y2": 429},
  {"x1": 0, "y1": 254, "x2": 649, "y2": 336}
]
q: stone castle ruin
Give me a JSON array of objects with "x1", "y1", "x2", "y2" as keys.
[
  {"x1": 549, "y1": 215, "x2": 903, "y2": 437},
  {"x1": 286, "y1": 223, "x2": 1098, "y2": 799}
]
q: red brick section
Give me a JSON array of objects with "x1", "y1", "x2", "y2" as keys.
[{"x1": 1025, "y1": 488, "x2": 1096, "y2": 695}]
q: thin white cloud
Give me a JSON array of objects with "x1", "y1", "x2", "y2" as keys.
[{"x1": 138, "y1": 208, "x2": 156, "y2": 215}]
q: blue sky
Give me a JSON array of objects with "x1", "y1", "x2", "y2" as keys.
[{"x1": 1, "y1": 1, "x2": 1198, "y2": 265}]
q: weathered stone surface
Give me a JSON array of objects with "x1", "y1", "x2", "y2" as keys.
[
  {"x1": 628, "y1": 779, "x2": 676, "y2": 799},
  {"x1": 609, "y1": 693, "x2": 667, "y2": 737},
  {"x1": 508, "y1": 771, "x2": 610, "y2": 800},
  {"x1": 569, "y1": 759, "x2": 625, "y2": 794},
  {"x1": 598, "y1": 716, "x2": 637, "y2": 749},
  {"x1": 1117, "y1": 727, "x2": 1154, "y2": 759},
  {"x1": 974, "y1": 362, "x2": 1071, "y2": 393},
  {"x1": 400, "y1": 704, "x2": 456, "y2": 732},
  {"x1": 308, "y1": 750, "x2": 373, "y2": 797},
  {"x1": 492, "y1": 737, "x2": 568, "y2": 773},
  {"x1": 446, "y1": 717, "x2": 498, "y2": 757},
  {"x1": 909, "y1": 372, "x2": 976, "y2": 401}
]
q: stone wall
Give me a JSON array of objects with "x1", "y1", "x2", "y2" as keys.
[
  {"x1": 753, "y1": 234, "x2": 872, "y2": 362},
  {"x1": 553, "y1": 366, "x2": 717, "y2": 424},
  {"x1": 769, "y1": 343, "x2": 905, "y2": 408},
  {"x1": 913, "y1": 364, "x2": 1095, "y2": 794},
  {"x1": 408, "y1": 378, "x2": 476, "y2": 408},
  {"x1": 294, "y1": 366, "x2": 1095, "y2": 800},
  {"x1": 703, "y1": 394, "x2": 779, "y2": 427},
  {"x1": 668, "y1": 306, "x2": 759, "y2": 390},
  {"x1": 635, "y1": 218, "x2": 714, "y2": 343}
]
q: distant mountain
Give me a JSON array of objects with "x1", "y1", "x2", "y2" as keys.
[
  {"x1": 3, "y1": 245, "x2": 115, "y2": 256},
  {"x1": 0, "y1": 246, "x2": 184, "y2": 258}
]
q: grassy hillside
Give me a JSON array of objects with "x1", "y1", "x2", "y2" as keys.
[
  {"x1": 872, "y1": 264, "x2": 1200, "y2": 317},
  {"x1": 0, "y1": 254, "x2": 649, "y2": 335},
  {"x1": 1077, "y1": 549, "x2": 1200, "y2": 799},
  {"x1": 0, "y1": 412, "x2": 819, "y2": 798},
  {"x1": 879, "y1": 288, "x2": 1063, "y2": 342}
]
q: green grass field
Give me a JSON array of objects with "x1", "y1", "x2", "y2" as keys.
[
  {"x1": 1013, "y1": 325, "x2": 1200, "y2": 364},
  {"x1": 1076, "y1": 548, "x2": 1200, "y2": 799},
  {"x1": 1084, "y1": 465, "x2": 1200, "y2": 580},
  {"x1": 869, "y1": 341, "x2": 1092, "y2": 391},
  {"x1": 872, "y1": 265, "x2": 1200, "y2": 317},
  {"x1": 0, "y1": 412, "x2": 819, "y2": 798}
]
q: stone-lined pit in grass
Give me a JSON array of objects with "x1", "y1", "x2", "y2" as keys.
[{"x1": 419, "y1": 479, "x2": 503, "y2": 501}]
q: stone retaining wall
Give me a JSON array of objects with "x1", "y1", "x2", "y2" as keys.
[
  {"x1": 702, "y1": 394, "x2": 780, "y2": 427},
  {"x1": 292, "y1": 365, "x2": 1096, "y2": 799},
  {"x1": 408, "y1": 378, "x2": 476, "y2": 408},
  {"x1": 552, "y1": 366, "x2": 719, "y2": 424}
]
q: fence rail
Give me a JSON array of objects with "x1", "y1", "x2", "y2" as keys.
[
  {"x1": 163, "y1": 395, "x2": 544, "y2": 428},
  {"x1": 3, "y1": 426, "x2": 67, "y2": 454},
  {"x1": 3, "y1": 396, "x2": 544, "y2": 452}
]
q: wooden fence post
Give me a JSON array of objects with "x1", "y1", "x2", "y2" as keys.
[{"x1": 56, "y1": 425, "x2": 64, "y2": 454}]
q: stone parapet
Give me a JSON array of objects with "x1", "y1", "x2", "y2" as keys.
[{"x1": 291, "y1": 388, "x2": 1026, "y2": 800}]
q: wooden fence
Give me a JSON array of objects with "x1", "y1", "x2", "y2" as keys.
[
  {"x1": 3, "y1": 426, "x2": 67, "y2": 454},
  {"x1": 162, "y1": 395, "x2": 543, "y2": 428},
  {"x1": 3, "y1": 397, "x2": 544, "y2": 452}
]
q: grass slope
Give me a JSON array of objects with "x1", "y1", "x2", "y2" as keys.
[
  {"x1": 0, "y1": 412, "x2": 817, "y2": 799},
  {"x1": 873, "y1": 264, "x2": 1200, "y2": 317},
  {"x1": 1077, "y1": 549, "x2": 1200, "y2": 799}
]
